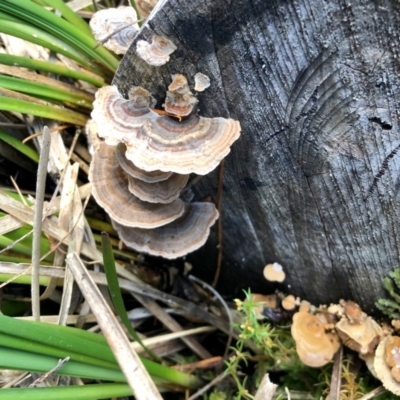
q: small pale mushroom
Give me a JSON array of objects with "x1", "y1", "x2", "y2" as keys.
[
  {"x1": 291, "y1": 310, "x2": 341, "y2": 367},
  {"x1": 136, "y1": 0, "x2": 158, "y2": 19},
  {"x1": 91, "y1": 85, "x2": 157, "y2": 145},
  {"x1": 127, "y1": 172, "x2": 189, "y2": 204},
  {"x1": 375, "y1": 336, "x2": 400, "y2": 395},
  {"x1": 111, "y1": 202, "x2": 219, "y2": 259},
  {"x1": 164, "y1": 90, "x2": 198, "y2": 117},
  {"x1": 335, "y1": 301, "x2": 382, "y2": 355},
  {"x1": 136, "y1": 35, "x2": 177, "y2": 66},
  {"x1": 89, "y1": 142, "x2": 184, "y2": 228},
  {"x1": 282, "y1": 295, "x2": 296, "y2": 311},
  {"x1": 194, "y1": 73, "x2": 211, "y2": 92},
  {"x1": 263, "y1": 263, "x2": 286, "y2": 282},
  {"x1": 116, "y1": 142, "x2": 172, "y2": 183},
  {"x1": 90, "y1": 7, "x2": 139, "y2": 55}
]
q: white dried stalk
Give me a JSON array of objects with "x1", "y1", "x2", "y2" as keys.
[{"x1": 66, "y1": 252, "x2": 163, "y2": 400}]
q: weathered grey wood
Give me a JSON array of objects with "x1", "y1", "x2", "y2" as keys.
[{"x1": 113, "y1": 0, "x2": 400, "y2": 310}]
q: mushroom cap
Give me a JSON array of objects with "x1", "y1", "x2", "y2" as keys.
[
  {"x1": 194, "y1": 73, "x2": 211, "y2": 92},
  {"x1": 127, "y1": 172, "x2": 189, "y2": 203},
  {"x1": 375, "y1": 336, "x2": 400, "y2": 395},
  {"x1": 340, "y1": 300, "x2": 365, "y2": 324},
  {"x1": 291, "y1": 311, "x2": 340, "y2": 367},
  {"x1": 168, "y1": 74, "x2": 191, "y2": 94},
  {"x1": 164, "y1": 90, "x2": 198, "y2": 117},
  {"x1": 136, "y1": 0, "x2": 158, "y2": 18},
  {"x1": 136, "y1": 35, "x2": 177, "y2": 66},
  {"x1": 116, "y1": 142, "x2": 172, "y2": 183},
  {"x1": 91, "y1": 85, "x2": 156, "y2": 145},
  {"x1": 123, "y1": 113, "x2": 241, "y2": 175},
  {"x1": 111, "y1": 202, "x2": 219, "y2": 259},
  {"x1": 89, "y1": 7, "x2": 139, "y2": 55},
  {"x1": 89, "y1": 142, "x2": 184, "y2": 228},
  {"x1": 336, "y1": 315, "x2": 382, "y2": 355},
  {"x1": 282, "y1": 295, "x2": 296, "y2": 311},
  {"x1": 263, "y1": 263, "x2": 286, "y2": 282}
]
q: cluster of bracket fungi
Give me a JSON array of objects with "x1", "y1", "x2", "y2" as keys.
[
  {"x1": 254, "y1": 267, "x2": 400, "y2": 396},
  {"x1": 88, "y1": 5, "x2": 241, "y2": 259},
  {"x1": 89, "y1": 74, "x2": 240, "y2": 259}
]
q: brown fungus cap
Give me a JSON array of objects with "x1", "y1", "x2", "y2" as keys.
[
  {"x1": 291, "y1": 310, "x2": 340, "y2": 367},
  {"x1": 164, "y1": 74, "x2": 198, "y2": 117},
  {"x1": 194, "y1": 73, "x2": 211, "y2": 92},
  {"x1": 91, "y1": 85, "x2": 156, "y2": 145},
  {"x1": 282, "y1": 295, "x2": 296, "y2": 311},
  {"x1": 123, "y1": 114, "x2": 241, "y2": 175},
  {"x1": 136, "y1": 0, "x2": 158, "y2": 18},
  {"x1": 111, "y1": 202, "x2": 219, "y2": 259},
  {"x1": 136, "y1": 35, "x2": 177, "y2": 66},
  {"x1": 116, "y1": 142, "x2": 172, "y2": 183},
  {"x1": 375, "y1": 336, "x2": 400, "y2": 395},
  {"x1": 263, "y1": 263, "x2": 286, "y2": 282},
  {"x1": 127, "y1": 173, "x2": 189, "y2": 204},
  {"x1": 89, "y1": 7, "x2": 139, "y2": 55},
  {"x1": 89, "y1": 142, "x2": 184, "y2": 228},
  {"x1": 335, "y1": 310, "x2": 382, "y2": 355}
]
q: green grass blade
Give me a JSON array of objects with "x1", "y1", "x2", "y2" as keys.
[
  {"x1": 0, "y1": 75, "x2": 93, "y2": 109},
  {"x1": 0, "y1": 54, "x2": 105, "y2": 87},
  {"x1": 0, "y1": 18, "x2": 102, "y2": 75},
  {"x1": 0, "y1": 96, "x2": 88, "y2": 125},
  {"x1": 0, "y1": 130, "x2": 39, "y2": 162},
  {"x1": 40, "y1": 0, "x2": 93, "y2": 36},
  {"x1": 0, "y1": 346, "x2": 126, "y2": 381},
  {"x1": 0, "y1": 0, "x2": 119, "y2": 71},
  {"x1": 0, "y1": 383, "x2": 132, "y2": 400},
  {"x1": 101, "y1": 233, "x2": 161, "y2": 362}
]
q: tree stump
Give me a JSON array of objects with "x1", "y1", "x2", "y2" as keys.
[{"x1": 113, "y1": 0, "x2": 400, "y2": 310}]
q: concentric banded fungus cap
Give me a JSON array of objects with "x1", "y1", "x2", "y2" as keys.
[
  {"x1": 136, "y1": 35, "x2": 177, "y2": 66},
  {"x1": 336, "y1": 317, "x2": 382, "y2": 355},
  {"x1": 91, "y1": 85, "x2": 156, "y2": 145},
  {"x1": 111, "y1": 202, "x2": 219, "y2": 259},
  {"x1": 116, "y1": 142, "x2": 172, "y2": 183},
  {"x1": 89, "y1": 142, "x2": 184, "y2": 228},
  {"x1": 127, "y1": 173, "x2": 189, "y2": 204},
  {"x1": 123, "y1": 114, "x2": 241, "y2": 175},
  {"x1": 164, "y1": 75, "x2": 198, "y2": 117},
  {"x1": 194, "y1": 73, "x2": 211, "y2": 92},
  {"x1": 375, "y1": 336, "x2": 400, "y2": 395},
  {"x1": 291, "y1": 310, "x2": 340, "y2": 367},
  {"x1": 263, "y1": 263, "x2": 286, "y2": 282},
  {"x1": 89, "y1": 7, "x2": 139, "y2": 55}
]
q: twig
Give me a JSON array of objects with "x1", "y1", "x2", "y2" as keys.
[
  {"x1": 357, "y1": 386, "x2": 386, "y2": 400},
  {"x1": 212, "y1": 159, "x2": 225, "y2": 287},
  {"x1": 31, "y1": 126, "x2": 51, "y2": 321},
  {"x1": 66, "y1": 253, "x2": 163, "y2": 400},
  {"x1": 189, "y1": 274, "x2": 233, "y2": 360},
  {"x1": 329, "y1": 346, "x2": 343, "y2": 400},
  {"x1": 187, "y1": 371, "x2": 226, "y2": 400},
  {"x1": 29, "y1": 357, "x2": 70, "y2": 387}
]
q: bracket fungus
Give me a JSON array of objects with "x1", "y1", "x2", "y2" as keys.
[
  {"x1": 375, "y1": 336, "x2": 400, "y2": 395},
  {"x1": 90, "y1": 7, "x2": 139, "y2": 55},
  {"x1": 335, "y1": 301, "x2": 382, "y2": 355},
  {"x1": 92, "y1": 85, "x2": 156, "y2": 145},
  {"x1": 263, "y1": 263, "x2": 286, "y2": 282},
  {"x1": 111, "y1": 202, "x2": 218, "y2": 259},
  {"x1": 127, "y1": 172, "x2": 189, "y2": 204},
  {"x1": 136, "y1": 0, "x2": 158, "y2": 18},
  {"x1": 116, "y1": 142, "x2": 172, "y2": 183},
  {"x1": 89, "y1": 142, "x2": 184, "y2": 228},
  {"x1": 291, "y1": 309, "x2": 340, "y2": 367},
  {"x1": 194, "y1": 73, "x2": 211, "y2": 92},
  {"x1": 136, "y1": 35, "x2": 177, "y2": 66}
]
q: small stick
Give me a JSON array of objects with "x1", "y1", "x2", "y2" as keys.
[
  {"x1": 29, "y1": 357, "x2": 70, "y2": 387},
  {"x1": 31, "y1": 126, "x2": 51, "y2": 321},
  {"x1": 329, "y1": 346, "x2": 343, "y2": 400}
]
